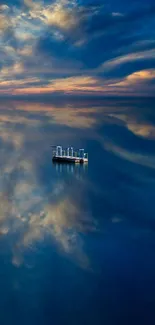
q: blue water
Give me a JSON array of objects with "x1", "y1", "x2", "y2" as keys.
[{"x1": 0, "y1": 98, "x2": 155, "y2": 324}]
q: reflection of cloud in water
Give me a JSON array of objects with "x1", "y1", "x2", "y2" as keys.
[
  {"x1": 1, "y1": 99, "x2": 155, "y2": 139},
  {"x1": 109, "y1": 113, "x2": 155, "y2": 139},
  {"x1": 111, "y1": 216, "x2": 123, "y2": 223},
  {"x1": 0, "y1": 101, "x2": 98, "y2": 129},
  {"x1": 0, "y1": 163, "x2": 95, "y2": 268},
  {"x1": 0, "y1": 104, "x2": 95, "y2": 268},
  {"x1": 103, "y1": 140, "x2": 155, "y2": 169},
  {"x1": 0, "y1": 100, "x2": 93, "y2": 270},
  {"x1": 0, "y1": 98, "x2": 155, "y2": 268},
  {"x1": 0, "y1": 153, "x2": 95, "y2": 268},
  {"x1": 19, "y1": 198, "x2": 94, "y2": 268}
]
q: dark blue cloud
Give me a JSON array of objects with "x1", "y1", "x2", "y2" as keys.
[
  {"x1": 36, "y1": 2, "x2": 155, "y2": 73},
  {"x1": 86, "y1": 5, "x2": 155, "y2": 35},
  {"x1": 102, "y1": 60, "x2": 155, "y2": 80},
  {"x1": 0, "y1": 0, "x2": 21, "y2": 6},
  {"x1": 80, "y1": 0, "x2": 155, "y2": 12}
]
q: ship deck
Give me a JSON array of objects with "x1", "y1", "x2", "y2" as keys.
[{"x1": 52, "y1": 156, "x2": 88, "y2": 163}]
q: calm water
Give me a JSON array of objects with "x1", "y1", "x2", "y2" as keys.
[{"x1": 0, "y1": 97, "x2": 155, "y2": 324}]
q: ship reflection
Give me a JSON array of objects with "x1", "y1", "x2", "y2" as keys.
[{"x1": 52, "y1": 161, "x2": 88, "y2": 178}]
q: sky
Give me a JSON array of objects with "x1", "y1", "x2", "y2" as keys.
[{"x1": 0, "y1": 0, "x2": 155, "y2": 97}]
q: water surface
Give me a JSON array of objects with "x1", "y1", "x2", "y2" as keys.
[{"x1": 0, "y1": 98, "x2": 155, "y2": 324}]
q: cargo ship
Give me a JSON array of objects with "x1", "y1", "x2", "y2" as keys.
[{"x1": 51, "y1": 146, "x2": 88, "y2": 163}]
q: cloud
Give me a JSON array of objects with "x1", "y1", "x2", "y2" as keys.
[
  {"x1": 0, "y1": 1, "x2": 155, "y2": 96},
  {"x1": 18, "y1": 45, "x2": 33, "y2": 56},
  {"x1": 0, "y1": 75, "x2": 104, "y2": 96},
  {"x1": 0, "y1": 62, "x2": 24, "y2": 77},
  {"x1": 24, "y1": 0, "x2": 41, "y2": 10},
  {"x1": 0, "y1": 13, "x2": 10, "y2": 33},
  {"x1": 102, "y1": 49, "x2": 155, "y2": 71},
  {"x1": 0, "y1": 78, "x2": 41, "y2": 91},
  {"x1": 42, "y1": 3, "x2": 78, "y2": 30},
  {"x1": 112, "y1": 69, "x2": 155, "y2": 88},
  {"x1": 0, "y1": 69, "x2": 154, "y2": 96},
  {"x1": 84, "y1": 4, "x2": 155, "y2": 44},
  {"x1": 22, "y1": 0, "x2": 79, "y2": 31},
  {"x1": 0, "y1": 4, "x2": 9, "y2": 11}
]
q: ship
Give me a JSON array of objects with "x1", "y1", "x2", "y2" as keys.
[{"x1": 51, "y1": 146, "x2": 88, "y2": 163}]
